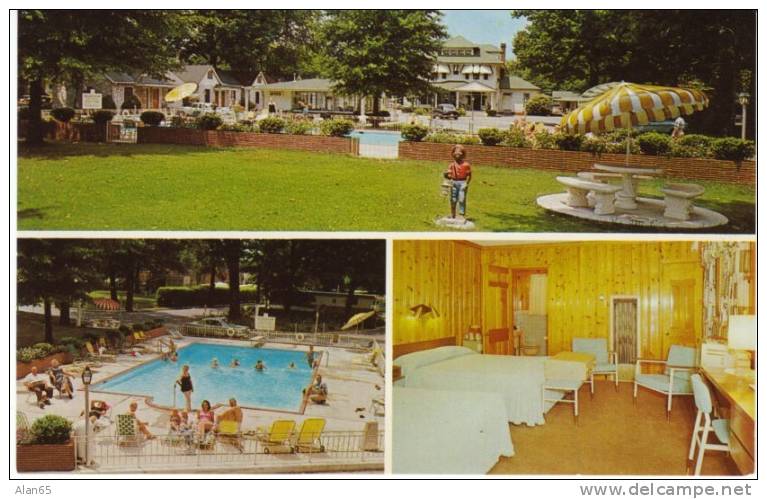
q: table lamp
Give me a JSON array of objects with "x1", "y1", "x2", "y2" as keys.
[{"x1": 728, "y1": 314, "x2": 756, "y2": 372}]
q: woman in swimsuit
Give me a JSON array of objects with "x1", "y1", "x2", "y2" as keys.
[
  {"x1": 176, "y1": 365, "x2": 193, "y2": 412},
  {"x1": 196, "y1": 400, "x2": 215, "y2": 439},
  {"x1": 48, "y1": 359, "x2": 75, "y2": 398}
]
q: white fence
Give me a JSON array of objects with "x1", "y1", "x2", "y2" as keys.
[
  {"x1": 180, "y1": 325, "x2": 379, "y2": 351},
  {"x1": 73, "y1": 429, "x2": 384, "y2": 472},
  {"x1": 358, "y1": 143, "x2": 399, "y2": 159}
]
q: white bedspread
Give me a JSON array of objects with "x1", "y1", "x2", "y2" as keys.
[
  {"x1": 393, "y1": 386, "x2": 514, "y2": 474},
  {"x1": 403, "y1": 352, "x2": 547, "y2": 425}
]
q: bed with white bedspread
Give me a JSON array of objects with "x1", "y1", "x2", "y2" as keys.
[
  {"x1": 396, "y1": 346, "x2": 593, "y2": 426},
  {"x1": 393, "y1": 386, "x2": 513, "y2": 474}
]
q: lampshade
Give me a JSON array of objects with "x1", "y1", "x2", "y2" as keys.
[{"x1": 728, "y1": 315, "x2": 756, "y2": 350}]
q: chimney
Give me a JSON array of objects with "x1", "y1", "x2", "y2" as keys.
[{"x1": 500, "y1": 43, "x2": 507, "y2": 63}]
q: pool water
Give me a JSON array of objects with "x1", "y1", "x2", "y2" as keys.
[
  {"x1": 348, "y1": 130, "x2": 402, "y2": 146},
  {"x1": 94, "y1": 343, "x2": 314, "y2": 411}
]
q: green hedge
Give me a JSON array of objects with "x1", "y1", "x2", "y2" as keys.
[
  {"x1": 401, "y1": 124, "x2": 429, "y2": 142},
  {"x1": 320, "y1": 118, "x2": 354, "y2": 137},
  {"x1": 29, "y1": 415, "x2": 72, "y2": 445},
  {"x1": 156, "y1": 285, "x2": 258, "y2": 308}
]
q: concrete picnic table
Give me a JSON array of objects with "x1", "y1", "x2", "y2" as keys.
[{"x1": 593, "y1": 163, "x2": 663, "y2": 210}]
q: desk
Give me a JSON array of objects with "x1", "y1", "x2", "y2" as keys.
[
  {"x1": 701, "y1": 368, "x2": 755, "y2": 475},
  {"x1": 593, "y1": 163, "x2": 663, "y2": 210}
]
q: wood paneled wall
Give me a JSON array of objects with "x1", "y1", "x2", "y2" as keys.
[
  {"x1": 393, "y1": 240, "x2": 481, "y2": 346},
  {"x1": 481, "y1": 242, "x2": 704, "y2": 358},
  {"x1": 393, "y1": 240, "x2": 739, "y2": 361}
]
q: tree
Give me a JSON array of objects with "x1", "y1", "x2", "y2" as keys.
[
  {"x1": 18, "y1": 10, "x2": 189, "y2": 145},
  {"x1": 17, "y1": 240, "x2": 100, "y2": 343},
  {"x1": 511, "y1": 10, "x2": 756, "y2": 137},
  {"x1": 180, "y1": 10, "x2": 322, "y2": 80},
  {"x1": 320, "y1": 10, "x2": 447, "y2": 113}
]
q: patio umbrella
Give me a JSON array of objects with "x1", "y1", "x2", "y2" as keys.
[
  {"x1": 560, "y1": 81, "x2": 709, "y2": 162},
  {"x1": 92, "y1": 298, "x2": 121, "y2": 311},
  {"x1": 164, "y1": 82, "x2": 197, "y2": 103},
  {"x1": 341, "y1": 310, "x2": 376, "y2": 331}
]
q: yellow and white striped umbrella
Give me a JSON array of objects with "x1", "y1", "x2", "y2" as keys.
[{"x1": 560, "y1": 82, "x2": 709, "y2": 135}]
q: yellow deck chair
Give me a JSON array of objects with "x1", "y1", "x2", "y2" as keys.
[
  {"x1": 216, "y1": 420, "x2": 243, "y2": 451},
  {"x1": 293, "y1": 418, "x2": 326, "y2": 453},
  {"x1": 85, "y1": 341, "x2": 113, "y2": 362},
  {"x1": 256, "y1": 419, "x2": 295, "y2": 454}
]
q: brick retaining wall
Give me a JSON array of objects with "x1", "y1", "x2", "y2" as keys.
[
  {"x1": 138, "y1": 127, "x2": 360, "y2": 155},
  {"x1": 399, "y1": 141, "x2": 755, "y2": 185}
]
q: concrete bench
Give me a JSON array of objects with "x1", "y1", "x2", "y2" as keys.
[
  {"x1": 577, "y1": 171, "x2": 653, "y2": 182},
  {"x1": 661, "y1": 183, "x2": 705, "y2": 220},
  {"x1": 556, "y1": 176, "x2": 622, "y2": 215}
]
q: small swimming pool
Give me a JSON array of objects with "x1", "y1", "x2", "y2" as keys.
[
  {"x1": 348, "y1": 130, "x2": 402, "y2": 146},
  {"x1": 94, "y1": 343, "x2": 314, "y2": 411}
]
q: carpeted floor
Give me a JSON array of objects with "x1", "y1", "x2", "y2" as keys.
[{"x1": 489, "y1": 381, "x2": 740, "y2": 476}]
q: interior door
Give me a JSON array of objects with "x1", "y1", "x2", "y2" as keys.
[
  {"x1": 511, "y1": 268, "x2": 548, "y2": 355},
  {"x1": 485, "y1": 264, "x2": 510, "y2": 355},
  {"x1": 662, "y1": 262, "x2": 703, "y2": 356}
]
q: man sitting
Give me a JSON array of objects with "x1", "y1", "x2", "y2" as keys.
[
  {"x1": 304, "y1": 374, "x2": 328, "y2": 405},
  {"x1": 23, "y1": 366, "x2": 53, "y2": 409},
  {"x1": 216, "y1": 398, "x2": 243, "y2": 424},
  {"x1": 126, "y1": 401, "x2": 155, "y2": 440}
]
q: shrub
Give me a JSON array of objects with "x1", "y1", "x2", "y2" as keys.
[
  {"x1": 553, "y1": 133, "x2": 584, "y2": 151},
  {"x1": 102, "y1": 95, "x2": 117, "y2": 110},
  {"x1": 580, "y1": 136, "x2": 607, "y2": 155},
  {"x1": 413, "y1": 107, "x2": 430, "y2": 116},
  {"x1": 400, "y1": 124, "x2": 429, "y2": 142},
  {"x1": 170, "y1": 115, "x2": 185, "y2": 128},
  {"x1": 140, "y1": 111, "x2": 165, "y2": 127},
  {"x1": 121, "y1": 94, "x2": 142, "y2": 110},
  {"x1": 678, "y1": 134, "x2": 714, "y2": 153},
  {"x1": 456, "y1": 107, "x2": 466, "y2": 117},
  {"x1": 156, "y1": 285, "x2": 259, "y2": 308},
  {"x1": 17, "y1": 347, "x2": 43, "y2": 363},
  {"x1": 478, "y1": 128, "x2": 505, "y2": 146},
  {"x1": 604, "y1": 139, "x2": 640, "y2": 155},
  {"x1": 50, "y1": 107, "x2": 75, "y2": 123},
  {"x1": 319, "y1": 118, "x2": 354, "y2": 137},
  {"x1": 118, "y1": 324, "x2": 132, "y2": 335},
  {"x1": 32, "y1": 343, "x2": 55, "y2": 357},
  {"x1": 532, "y1": 130, "x2": 556, "y2": 149},
  {"x1": 106, "y1": 329, "x2": 124, "y2": 346},
  {"x1": 503, "y1": 127, "x2": 530, "y2": 148},
  {"x1": 710, "y1": 138, "x2": 755, "y2": 162},
  {"x1": 219, "y1": 122, "x2": 252, "y2": 132},
  {"x1": 132, "y1": 323, "x2": 144, "y2": 332},
  {"x1": 258, "y1": 116, "x2": 286, "y2": 134},
  {"x1": 525, "y1": 95, "x2": 553, "y2": 116},
  {"x1": 637, "y1": 132, "x2": 672, "y2": 156},
  {"x1": 58, "y1": 337, "x2": 84, "y2": 351},
  {"x1": 92, "y1": 110, "x2": 115, "y2": 124},
  {"x1": 425, "y1": 132, "x2": 480, "y2": 145},
  {"x1": 669, "y1": 143, "x2": 701, "y2": 158},
  {"x1": 29, "y1": 415, "x2": 72, "y2": 445},
  {"x1": 195, "y1": 113, "x2": 223, "y2": 131},
  {"x1": 286, "y1": 120, "x2": 313, "y2": 135}
]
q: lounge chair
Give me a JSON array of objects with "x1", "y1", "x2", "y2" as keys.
[
  {"x1": 116, "y1": 414, "x2": 142, "y2": 446},
  {"x1": 168, "y1": 328, "x2": 184, "y2": 340},
  {"x1": 85, "y1": 341, "x2": 116, "y2": 362},
  {"x1": 255, "y1": 419, "x2": 295, "y2": 454},
  {"x1": 216, "y1": 419, "x2": 243, "y2": 452},
  {"x1": 292, "y1": 418, "x2": 326, "y2": 453}
]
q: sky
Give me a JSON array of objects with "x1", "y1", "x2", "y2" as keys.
[{"x1": 441, "y1": 10, "x2": 528, "y2": 59}]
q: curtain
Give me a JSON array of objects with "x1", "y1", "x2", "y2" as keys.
[
  {"x1": 614, "y1": 300, "x2": 637, "y2": 364},
  {"x1": 529, "y1": 274, "x2": 547, "y2": 316}
]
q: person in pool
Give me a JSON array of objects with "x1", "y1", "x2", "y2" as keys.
[
  {"x1": 254, "y1": 360, "x2": 265, "y2": 371},
  {"x1": 211, "y1": 358, "x2": 219, "y2": 369},
  {"x1": 230, "y1": 358, "x2": 240, "y2": 368},
  {"x1": 306, "y1": 345, "x2": 316, "y2": 368},
  {"x1": 288, "y1": 362, "x2": 296, "y2": 369}
]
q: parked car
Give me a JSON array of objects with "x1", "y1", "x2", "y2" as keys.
[
  {"x1": 18, "y1": 94, "x2": 53, "y2": 109},
  {"x1": 431, "y1": 104, "x2": 460, "y2": 120},
  {"x1": 187, "y1": 317, "x2": 248, "y2": 332}
]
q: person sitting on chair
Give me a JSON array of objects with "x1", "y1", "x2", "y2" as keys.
[
  {"x1": 216, "y1": 398, "x2": 242, "y2": 424},
  {"x1": 23, "y1": 366, "x2": 53, "y2": 408},
  {"x1": 127, "y1": 401, "x2": 155, "y2": 439},
  {"x1": 48, "y1": 359, "x2": 75, "y2": 399}
]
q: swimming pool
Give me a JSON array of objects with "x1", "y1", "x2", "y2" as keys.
[
  {"x1": 94, "y1": 343, "x2": 314, "y2": 411},
  {"x1": 348, "y1": 130, "x2": 402, "y2": 146}
]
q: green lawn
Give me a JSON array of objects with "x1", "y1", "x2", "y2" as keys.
[{"x1": 17, "y1": 142, "x2": 755, "y2": 232}]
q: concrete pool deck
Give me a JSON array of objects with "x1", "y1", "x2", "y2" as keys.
[{"x1": 16, "y1": 337, "x2": 385, "y2": 473}]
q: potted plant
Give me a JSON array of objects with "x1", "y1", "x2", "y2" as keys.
[{"x1": 17, "y1": 414, "x2": 75, "y2": 472}]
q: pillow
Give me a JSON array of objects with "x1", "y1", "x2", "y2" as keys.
[{"x1": 396, "y1": 346, "x2": 475, "y2": 378}]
